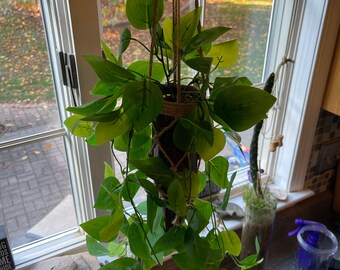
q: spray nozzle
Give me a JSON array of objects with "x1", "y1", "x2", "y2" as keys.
[
  {"x1": 288, "y1": 219, "x2": 326, "y2": 237},
  {"x1": 290, "y1": 220, "x2": 338, "y2": 269}
]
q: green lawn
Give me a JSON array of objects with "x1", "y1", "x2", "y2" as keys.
[{"x1": 0, "y1": 5, "x2": 55, "y2": 102}]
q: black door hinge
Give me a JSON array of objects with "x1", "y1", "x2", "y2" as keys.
[
  {"x1": 59, "y1": 52, "x2": 79, "y2": 106},
  {"x1": 59, "y1": 51, "x2": 79, "y2": 90}
]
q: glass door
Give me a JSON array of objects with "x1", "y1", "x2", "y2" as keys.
[{"x1": 0, "y1": 0, "x2": 78, "y2": 249}]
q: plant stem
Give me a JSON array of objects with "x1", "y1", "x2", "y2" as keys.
[
  {"x1": 249, "y1": 73, "x2": 275, "y2": 196},
  {"x1": 126, "y1": 128, "x2": 161, "y2": 266},
  {"x1": 173, "y1": 0, "x2": 181, "y2": 103},
  {"x1": 149, "y1": 0, "x2": 158, "y2": 78}
]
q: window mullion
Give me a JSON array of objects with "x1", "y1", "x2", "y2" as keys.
[{"x1": 0, "y1": 128, "x2": 66, "y2": 151}]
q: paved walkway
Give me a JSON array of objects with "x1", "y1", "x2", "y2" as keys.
[{"x1": 0, "y1": 102, "x2": 77, "y2": 248}]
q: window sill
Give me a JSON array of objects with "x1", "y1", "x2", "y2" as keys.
[
  {"x1": 220, "y1": 188, "x2": 315, "y2": 231},
  {"x1": 14, "y1": 228, "x2": 86, "y2": 269}
]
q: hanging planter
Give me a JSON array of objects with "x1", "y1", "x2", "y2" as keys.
[{"x1": 63, "y1": 0, "x2": 278, "y2": 269}]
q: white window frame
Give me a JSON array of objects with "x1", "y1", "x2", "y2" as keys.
[
  {"x1": 11, "y1": 1, "x2": 105, "y2": 268},
  {"x1": 262, "y1": 0, "x2": 340, "y2": 192},
  {"x1": 12, "y1": 0, "x2": 340, "y2": 268}
]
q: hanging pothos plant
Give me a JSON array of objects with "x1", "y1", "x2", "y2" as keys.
[{"x1": 64, "y1": 0, "x2": 276, "y2": 269}]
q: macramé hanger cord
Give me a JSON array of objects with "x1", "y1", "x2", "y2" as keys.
[
  {"x1": 148, "y1": 0, "x2": 159, "y2": 79},
  {"x1": 261, "y1": 57, "x2": 294, "y2": 141}
]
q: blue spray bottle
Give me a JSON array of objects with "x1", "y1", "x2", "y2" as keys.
[{"x1": 289, "y1": 219, "x2": 338, "y2": 270}]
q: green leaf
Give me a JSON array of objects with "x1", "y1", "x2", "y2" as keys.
[
  {"x1": 173, "y1": 120, "x2": 195, "y2": 151},
  {"x1": 130, "y1": 139, "x2": 152, "y2": 160},
  {"x1": 163, "y1": 17, "x2": 173, "y2": 50},
  {"x1": 173, "y1": 118, "x2": 213, "y2": 152},
  {"x1": 186, "y1": 208, "x2": 208, "y2": 234},
  {"x1": 82, "y1": 110, "x2": 121, "y2": 122},
  {"x1": 101, "y1": 39, "x2": 118, "y2": 64},
  {"x1": 213, "y1": 76, "x2": 253, "y2": 90},
  {"x1": 128, "y1": 222, "x2": 151, "y2": 260},
  {"x1": 178, "y1": 7, "x2": 202, "y2": 50},
  {"x1": 122, "y1": 80, "x2": 163, "y2": 131},
  {"x1": 194, "y1": 198, "x2": 213, "y2": 222},
  {"x1": 118, "y1": 28, "x2": 131, "y2": 63},
  {"x1": 162, "y1": 7, "x2": 201, "y2": 51},
  {"x1": 197, "y1": 172, "x2": 207, "y2": 193},
  {"x1": 172, "y1": 251, "x2": 202, "y2": 270},
  {"x1": 184, "y1": 57, "x2": 212, "y2": 74},
  {"x1": 184, "y1": 229, "x2": 210, "y2": 265},
  {"x1": 131, "y1": 125, "x2": 152, "y2": 148},
  {"x1": 239, "y1": 237, "x2": 264, "y2": 269},
  {"x1": 101, "y1": 258, "x2": 142, "y2": 270},
  {"x1": 104, "y1": 162, "x2": 115, "y2": 178},
  {"x1": 64, "y1": 115, "x2": 93, "y2": 138},
  {"x1": 206, "y1": 156, "x2": 229, "y2": 189},
  {"x1": 136, "y1": 200, "x2": 148, "y2": 215},
  {"x1": 183, "y1": 118, "x2": 213, "y2": 145},
  {"x1": 218, "y1": 230, "x2": 241, "y2": 256},
  {"x1": 240, "y1": 255, "x2": 263, "y2": 269},
  {"x1": 186, "y1": 26, "x2": 231, "y2": 51},
  {"x1": 86, "y1": 235, "x2": 110, "y2": 257},
  {"x1": 84, "y1": 55, "x2": 135, "y2": 86},
  {"x1": 221, "y1": 171, "x2": 237, "y2": 210},
  {"x1": 107, "y1": 240, "x2": 127, "y2": 257},
  {"x1": 129, "y1": 127, "x2": 152, "y2": 160},
  {"x1": 147, "y1": 194, "x2": 157, "y2": 232},
  {"x1": 186, "y1": 199, "x2": 212, "y2": 233},
  {"x1": 168, "y1": 179, "x2": 186, "y2": 217},
  {"x1": 66, "y1": 96, "x2": 116, "y2": 116},
  {"x1": 95, "y1": 112, "x2": 131, "y2": 145},
  {"x1": 179, "y1": 171, "x2": 199, "y2": 200},
  {"x1": 211, "y1": 76, "x2": 253, "y2": 100},
  {"x1": 126, "y1": 0, "x2": 164, "y2": 30},
  {"x1": 196, "y1": 127, "x2": 226, "y2": 161},
  {"x1": 114, "y1": 133, "x2": 129, "y2": 152},
  {"x1": 224, "y1": 128, "x2": 241, "y2": 144},
  {"x1": 130, "y1": 157, "x2": 173, "y2": 186},
  {"x1": 213, "y1": 85, "x2": 277, "y2": 131},
  {"x1": 128, "y1": 61, "x2": 165, "y2": 82},
  {"x1": 94, "y1": 176, "x2": 121, "y2": 210},
  {"x1": 81, "y1": 208, "x2": 124, "y2": 242},
  {"x1": 138, "y1": 178, "x2": 159, "y2": 197},
  {"x1": 153, "y1": 226, "x2": 185, "y2": 254},
  {"x1": 208, "y1": 40, "x2": 238, "y2": 68},
  {"x1": 121, "y1": 174, "x2": 140, "y2": 202},
  {"x1": 90, "y1": 80, "x2": 119, "y2": 96}
]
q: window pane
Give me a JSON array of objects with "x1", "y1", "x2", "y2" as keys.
[
  {"x1": 0, "y1": 2, "x2": 60, "y2": 142},
  {"x1": 101, "y1": 0, "x2": 194, "y2": 66},
  {"x1": 0, "y1": 137, "x2": 77, "y2": 248},
  {"x1": 204, "y1": 0, "x2": 273, "y2": 83},
  {"x1": 100, "y1": 1, "x2": 273, "y2": 187},
  {"x1": 0, "y1": 2, "x2": 78, "y2": 250}
]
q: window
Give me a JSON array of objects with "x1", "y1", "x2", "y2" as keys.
[
  {"x1": 261, "y1": 0, "x2": 339, "y2": 192},
  {"x1": 0, "y1": 0, "x2": 94, "y2": 267},
  {"x1": 76, "y1": 0, "x2": 339, "y2": 197},
  {"x1": 0, "y1": 0, "x2": 76, "y2": 248},
  {"x1": 99, "y1": 0, "x2": 274, "y2": 191},
  {"x1": 2, "y1": 0, "x2": 337, "y2": 267}
]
